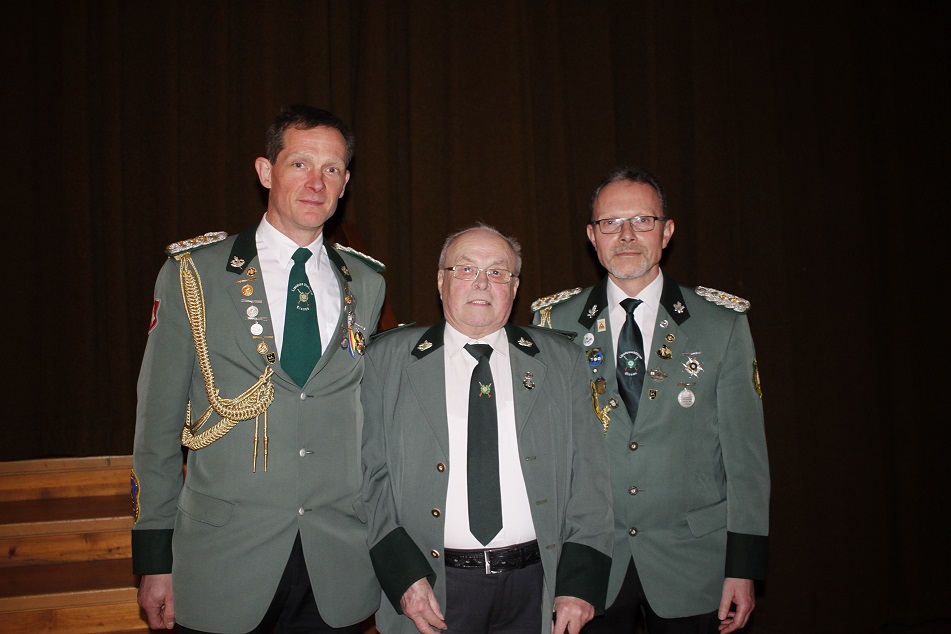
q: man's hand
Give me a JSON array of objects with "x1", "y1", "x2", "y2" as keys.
[
  {"x1": 717, "y1": 577, "x2": 755, "y2": 633},
  {"x1": 400, "y1": 577, "x2": 447, "y2": 633},
  {"x1": 138, "y1": 573, "x2": 175, "y2": 630},
  {"x1": 551, "y1": 596, "x2": 595, "y2": 634}
]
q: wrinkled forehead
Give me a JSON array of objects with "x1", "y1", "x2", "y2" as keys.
[{"x1": 445, "y1": 231, "x2": 516, "y2": 268}]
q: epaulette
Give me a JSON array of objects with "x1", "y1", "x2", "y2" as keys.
[
  {"x1": 523, "y1": 324, "x2": 578, "y2": 342},
  {"x1": 694, "y1": 286, "x2": 750, "y2": 313},
  {"x1": 165, "y1": 231, "x2": 228, "y2": 257},
  {"x1": 333, "y1": 243, "x2": 386, "y2": 273},
  {"x1": 530, "y1": 287, "x2": 583, "y2": 313},
  {"x1": 369, "y1": 321, "x2": 416, "y2": 343}
]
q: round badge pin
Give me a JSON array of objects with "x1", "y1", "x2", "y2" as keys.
[{"x1": 583, "y1": 332, "x2": 595, "y2": 346}]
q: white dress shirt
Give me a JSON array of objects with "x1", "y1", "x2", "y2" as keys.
[
  {"x1": 607, "y1": 270, "x2": 665, "y2": 363},
  {"x1": 442, "y1": 324, "x2": 536, "y2": 549},
  {"x1": 255, "y1": 215, "x2": 341, "y2": 358}
]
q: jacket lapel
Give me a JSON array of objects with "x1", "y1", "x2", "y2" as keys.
[
  {"x1": 406, "y1": 324, "x2": 450, "y2": 455},
  {"x1": 504, "y1": 325, "x2": 544, "y2": 437},
  {"x1": 224, "y1": 228, "x2": 282, "y2": 373}
]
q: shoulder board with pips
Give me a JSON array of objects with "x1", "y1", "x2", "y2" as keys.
[
  {"x1": 165, "y1": 231, "x2": 228, "y2": 257},
  {"x1": 530, "y1": 287, "x2": 583, "y2": 313},
  {"x1": 694, "y1": 286, "x2": 751, "y2": 313},
  {"x1": 333, "y1": 243, "x2": 386, "y2": 273}
]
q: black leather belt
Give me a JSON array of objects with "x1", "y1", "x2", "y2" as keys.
[{"x1": 444, "y1": 540, "x2": 541, "y2": 574}]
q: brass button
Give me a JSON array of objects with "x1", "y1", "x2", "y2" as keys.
[
  {"x1": 431, "y1": 508, "x2": 441, "y2": 518},
  {"x1": 430, "y1": 549, "x2": 440, "y2": 558},
  {"x1": 436, "y1": 462, "x2": 446, "y2": 472}
]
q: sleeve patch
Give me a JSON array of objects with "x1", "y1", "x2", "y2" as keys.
[
  {"x1": 149, "y1": 299, "x2": 160, "y2": 333},
  {"x1": 130, "y1": 469, "x2": 141, "y2": 523}
]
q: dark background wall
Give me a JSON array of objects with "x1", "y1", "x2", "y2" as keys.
[{"x1": 3, "y1": 2, "x2": 948, "y2": 632}]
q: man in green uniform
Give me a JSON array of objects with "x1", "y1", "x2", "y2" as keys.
[
  {"x1": 532, "y1": 166, "x2": 769, "y2": 634},
  {"x1": 132, "y1": 105, "x2": 385, "y2": 633},
  {"x1": 362, "y1": 224, "x2": 613, "y2": 634}
]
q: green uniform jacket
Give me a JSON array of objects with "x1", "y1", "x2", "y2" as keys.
[
  {"x1": 361, "y1": 323, "x2": 613, "y2": 634},
  {"x1": 533, "y1": 276, "x2": 769, "y2": 618},
  {"x1": 132, "y1": 228, "x2": 385, "y2": 632}
]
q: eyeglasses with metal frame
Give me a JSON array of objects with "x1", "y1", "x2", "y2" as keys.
[
  {"x1": 443, "y1": 265, "x2": 517, "y2": 284},
  {"x1": 590, "y1": 216, "x2": 668, "y2": 234}
]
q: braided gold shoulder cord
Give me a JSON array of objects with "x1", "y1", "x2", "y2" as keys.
[{"x1": 177, "y1": 253, "x2": 275, "y2": 457}]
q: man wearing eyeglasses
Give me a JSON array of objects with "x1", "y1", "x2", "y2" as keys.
[
  {"x1": 362, "y1": 223, "x2": 613, "y2": 634},
  {"x1": 532, "y1": 166, "x2": 769, "y2": 634}
]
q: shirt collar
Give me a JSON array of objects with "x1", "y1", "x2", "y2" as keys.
[
  {"x1": 444, "y1": 323, "x2": 509, "y2": 360},
  {"x1": 607, "y1": 269, "x2": 664, "y2": 315},
  {"x1": 258, "y1": 213, "x2": 325, "y2": 270}
]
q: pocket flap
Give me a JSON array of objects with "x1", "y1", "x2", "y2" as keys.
[
  {"x1": 178, "y1": 484, "x2": 234, "y2": 527},
  {"x1": 685, "y1": 499, "x2": 727, "y2": 537}
]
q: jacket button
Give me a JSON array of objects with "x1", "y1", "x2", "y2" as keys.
[
  {"x1": 436, "y1": 462, "x2": 446, "y2": 472},
  {"x1": 628, "y1": 486, "x2": 639, "y2": 495},
  {"x1": 629, "y1": 527, "x2": 638, "y2": 536},
  {"x1": 629, "y1": 441, "x2": 639, "y2": 451},
  {"x1": 431, "y1": 508, "x2": 441, "y2": 518},
  {"x1": 430, "y1": 550, "x2": 440, "y2": 558}
]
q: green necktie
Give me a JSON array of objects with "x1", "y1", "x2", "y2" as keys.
[
  {"x1": 282, "y1": 248, "x2": 322, "y2": 386},
  {"x1": 616, "y1": 297, "x2": 645, "y2": 419},
  {"x1": 464, "y1": 343, "x2": 502, "y2": 546}
]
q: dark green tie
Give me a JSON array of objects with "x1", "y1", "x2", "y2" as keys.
[
  {"x1": 616, "y1": 297, "x2": 645, "y2": 419},
  {"x1": 282, "y1": 248, "x2": 321, "y2": 386},
  {"x1": 464, "y1": 343, "x2": 502, "y2": 546}
]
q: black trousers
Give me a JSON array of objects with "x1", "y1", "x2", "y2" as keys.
[
  {"x1": 582, "y1": 559, "x2": 719, "y2": 634},
  {"x1": 177, "y1": 533, "x2": 365, "y2": 634},
  {"x1": 442, "y1": 560, "x2": 544, "y2": 634}
]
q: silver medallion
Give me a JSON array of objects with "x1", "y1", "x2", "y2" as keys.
[
  {"x1": 583, "y1": 332, "x2": 595, "y2": 346},
  {"x1": 677, "y1": 387, "x2": 696, "y2": 408},
  {"x1": 246, "y1": 305, "x2": 259, "y2": 318},
  {"x1": 250, "y1": 322, "x2": 264, "y2": 336}
]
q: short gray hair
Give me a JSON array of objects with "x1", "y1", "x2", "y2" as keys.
[{"x1": 437, "y1": 222, "x2": 523, "y2": 276}]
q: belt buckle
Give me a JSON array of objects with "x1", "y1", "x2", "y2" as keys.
[{"x1": 483, "y1": 550, "x2": 498, "y2": 575}]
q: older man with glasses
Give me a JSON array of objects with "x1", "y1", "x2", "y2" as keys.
[{"x1": 362, "y1": 223, "x2": 613, "y2": 634}]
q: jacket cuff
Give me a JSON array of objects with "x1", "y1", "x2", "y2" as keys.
[
  {"x1": 554, "y1": 542, "x2": 611, "y2": 614},
  {"x1": 369, "y1": 527, "x2": 436, "y2": 613},
  {"x1": 725, "y1": 531, "x2": 768, "y2": 580},
  {"x1": 132, "y1": 529, "x2": 173, "y2": 575}
]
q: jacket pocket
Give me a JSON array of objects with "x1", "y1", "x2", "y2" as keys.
[
  {"x1": 685, "y1": 499, "x2": 727, "y2": 538},
  {"x1": 178, "y1": 484, "x2": 234, "y2": 527}
]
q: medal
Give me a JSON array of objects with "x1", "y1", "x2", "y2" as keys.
[
  {"x1": 677, "y1": 382, "x2": 696, "y2": 408},
  {"x1": 250, "y1": 323, "x2": 263, "y2": 336},
  {"x1": 657, "y1": 345, "x2": 672, "y2": 359},
  {"x1": 682, "y1": 352, "x2": 704, "y2": 377},
  {"x1": 583, "y1": 332, "x2": 594, "y2": 346}
]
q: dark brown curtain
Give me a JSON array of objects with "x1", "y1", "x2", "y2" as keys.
[{"x1": 3, "y1": 1, "x2": 948, "y2": 631}]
